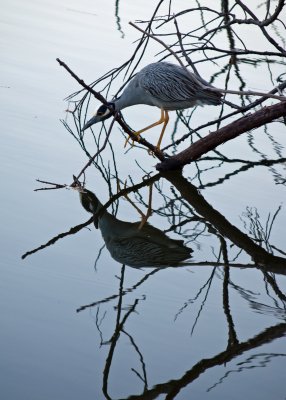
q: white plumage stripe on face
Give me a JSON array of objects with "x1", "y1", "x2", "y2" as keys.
[
  {"x1": 102, "y1": 108, "x2": 111, "y2": 117},
  {"x1": 96, "y1": 105, "x2": 109, "y2": 117},
  {"x1": 96, "y1": 103, "x2": 115, "y2": 118}
]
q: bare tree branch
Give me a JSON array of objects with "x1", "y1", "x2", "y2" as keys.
[{"x1": 157, "y1": 101, "x2": 286, "y2": 171}]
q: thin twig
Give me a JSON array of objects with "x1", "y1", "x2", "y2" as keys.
[
  {"x1": 74, "y1": 112, "x2": 118, "y2": 181},
  {"x1": 211, "y1": 87, "x2": 286, "y2": 101},
  {"x1": 21, "y1": 217, "x2": 93, "y2": 259},
  {"x1": 35, "y1": 179, "x2": 67, "y2": 192},
  {"x1": 173, "y1": 17, "x2": 200, "y2": 75},
  {"x1": 129, "y1": 21, "x2": 186, "y2": 69}
]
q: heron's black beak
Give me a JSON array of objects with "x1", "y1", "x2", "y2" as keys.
[{"x1": 81, "y1": 115, "x2": 102, "y2": 131}]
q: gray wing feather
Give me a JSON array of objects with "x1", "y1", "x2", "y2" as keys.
[
  {"x1": 138, "y1": 62, "x2": 221, "y2": 105},
  {"x1": 107, "y1": 236, "x2": 191, "y2": 267}
]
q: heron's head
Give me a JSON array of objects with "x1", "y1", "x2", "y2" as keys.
[{"x1": 82, "y1": 102, "x2": 115, "y2": 131}]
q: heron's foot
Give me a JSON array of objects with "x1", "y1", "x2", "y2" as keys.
[
  {"x1": 147, "y1": 146, "x2": 161, "y2": 157},
  {"x1": 124, "y1": 132, "x2": 141, "y2": 148},
  {"x1": 147, "y1": 150, "x2": 156, "y2": 158}
]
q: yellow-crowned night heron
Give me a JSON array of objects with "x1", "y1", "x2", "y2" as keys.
[
  {"x1": 82, "y1": 62, "x2": 222, "y2": 150},
  {"x1": 78, "y1": 187, "x2": 192, "y2": 268}
]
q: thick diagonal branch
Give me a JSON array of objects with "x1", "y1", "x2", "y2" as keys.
[{"x1": 157, "y1": 101, "x2": 286, "y2": 171}]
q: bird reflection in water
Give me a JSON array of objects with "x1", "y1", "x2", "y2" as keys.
[{"x1": 77, "y1": 186, "x2": 193, "y2": 268}]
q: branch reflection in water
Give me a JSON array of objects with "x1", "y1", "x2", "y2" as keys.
[
  {"x1": 23, "y1": 169, "x2": 286, "y2": 399},
  {"x1": 71, "y1": 172, "x2": 286, "y2": 399}
]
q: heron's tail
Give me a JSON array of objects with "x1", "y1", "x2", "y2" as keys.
[{"x1": 201, "y1": 88, "x2": 222, "y2": 106}]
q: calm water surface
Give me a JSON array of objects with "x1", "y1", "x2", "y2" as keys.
[{"x1": 1, "y1": 1, "x2": 286, "y2": 399}]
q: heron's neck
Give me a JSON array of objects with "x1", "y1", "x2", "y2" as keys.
[
  {"x1": 79, "y1": 190, "x2": 118, "y2": 228},
  {"x1": 112, "y1": 95, "x2": 131, "y2": 111}
]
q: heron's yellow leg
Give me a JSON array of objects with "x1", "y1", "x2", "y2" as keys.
[
  {"x1": 116, "y1": 179, "x2": 153, "y2": 230},
  {"x1": 155, "y1": 110, "x2": 169, "y2": 151},
  {"x1": 117, "y1": 179, "x2": 145, "y2": 218},
  {"x1": 124, "y1": 108, "x2": 165, "y2": 148},
  {"x1": 138, "y1": 183, "x2": 153, "y2": 230}
]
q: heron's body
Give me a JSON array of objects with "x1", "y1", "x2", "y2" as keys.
[
  {"x1": 114, "y1": 62, "x2": 221, "y2": 110},
  {"x1": 83, "y1": 62, "x2": 222, "y2": 149},
  {"x1": 79, "y1": 188, "x2": 192, "y2": 268}
]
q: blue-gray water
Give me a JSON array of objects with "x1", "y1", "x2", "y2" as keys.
[{"x1": 1, "y1": 1, "x2": 286, "y2": 399}]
